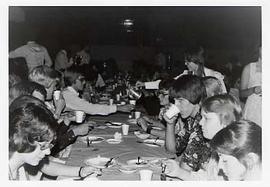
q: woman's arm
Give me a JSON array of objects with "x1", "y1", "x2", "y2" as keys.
[
  {"x1": 240, "y1": 64, "x2": 261, "y2": 98},
  {"x1": 40, "y1": 160, "x2": 99, "y2": 177}
]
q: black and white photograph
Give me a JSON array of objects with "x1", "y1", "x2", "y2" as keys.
[{"x1": 1, "y1": 0, "x2": 269, "y2": 186}]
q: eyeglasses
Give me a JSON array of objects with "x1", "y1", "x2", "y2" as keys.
[{"x1": 37, "y1": 141, "x2": 55, "y2": 151}]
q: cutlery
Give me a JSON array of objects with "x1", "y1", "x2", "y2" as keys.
[
  {"x1": 74, "y1": 172, "x2": 94, "y2": 181},
  {"x1": 136, "y1": 156, "x2": 141, "y2": 165},
  {"x1": 104, "y1": 157, "x2": 117, "y2": 168},
  {"x1": 136, "y1": 140, "x2": 161, "y2": 147},
  {"x1": 87, "y1": 137, "x2": 90, "y2": 147}
]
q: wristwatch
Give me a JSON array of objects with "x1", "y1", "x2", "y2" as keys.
[{"x1": 254, "y1": 86, "x2": 261, "y2": 95}]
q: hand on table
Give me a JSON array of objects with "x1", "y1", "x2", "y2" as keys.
[
  {"x1": 80, "y1": 166, "x2": 102, "y2": 177},
  {"x1": 137, "y1": 117, "x2": 149, "y2": 132},
  {"x1": 117, "y1": 104, "x2": 135, "y2": 113},
  {"x1": 162, "y1": 159, "x2": 182, "y2": 177},
  {"x1": 72, "y1": 123, "x2": 93, "y2": 136}
]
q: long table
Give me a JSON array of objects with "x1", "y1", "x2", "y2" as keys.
[{"x1": 63, "y1": 113, "x2": 174, "y2": 180}]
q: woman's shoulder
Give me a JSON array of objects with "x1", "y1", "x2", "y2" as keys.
[{"x1": 204, "y1": 67, "x2": 224, "y2": 79}]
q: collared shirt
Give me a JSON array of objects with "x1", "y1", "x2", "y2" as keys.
[
  {"x1": 175, "y1": 112, "x2": 212, "y2": 171},
  {"x1": 9, "y1": 41, "x2": 52, "y2": 71},
  {"x1": 62, "y1": 86, "x2": 117, "y2": 115}
]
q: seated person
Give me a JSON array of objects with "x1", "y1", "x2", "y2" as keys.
[
  {"x1": 62, "y1": 67, "x2": 134, "y2": 115},
  {"x1": 10, "y1": 95, "x2": 93, "y2": 157},
  {"x1": 9, "y1": 98, "x2": 100, "y2": 180},
  {"x1": 163, "y1": 75, "x2": 209, "y2": 172},
  {"x1": 9, "y1": 81, "x2": 47, "y2": 104},
  {"x1": 28, "y1": 65, "x2": 65, "y2": 119},
  {"x1": 211, "y1": 120, "x2": 261, "y2": 180},
  {"x1": 137, "y1": 78, "x2": 175, "y2": 138},
  {"x1": 202, "y1": 76, "x2": 224, "y2": 97},
  {"x1": 163, "y1": 94, "x2": 242, "y2": 180}
]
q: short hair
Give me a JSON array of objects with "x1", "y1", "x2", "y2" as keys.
[
  {"x1": 159, "y1": 78, "x2": 175, "y2": 91},
  {"x1": 9, "y1": 96, "x2": 58, "y2": 153},
  {"x1": 211, "y1": 120, "x2": 262, "y2": 167},
  {"x1": 202, "y1": 76, "x2": 223, "y2": 97},
  {"x1": 9, "y1": 81, "x2": 47, "y2": 104},
  {"x1": 64, "y1": 67, "x2": 82, "y2": 86},
  {"x1": 169, "y1": 75, "x2": 206, "y2": 104},
  {"x1": 201, "y1": 94, "x2": 242, "y2": 126},
  {"x1": 28, "y1": 65, "x2": 60, "y2": 88}
]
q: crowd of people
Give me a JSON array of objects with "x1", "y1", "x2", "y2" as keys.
[{"x1": 8, "y1": 39, "x2": 262, "y2": 181}]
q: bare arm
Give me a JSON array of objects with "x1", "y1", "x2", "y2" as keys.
[{"x1": 240, "y1": 64, "x2": 261, "y2": 98}]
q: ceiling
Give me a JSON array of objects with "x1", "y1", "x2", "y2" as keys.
[{"x1": 9, "y1": 6, "x2": 261, "y2": 49}]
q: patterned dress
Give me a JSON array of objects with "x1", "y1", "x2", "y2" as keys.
[{"x1": 175, "y1": 112, "x2": 212, "y2": 171}]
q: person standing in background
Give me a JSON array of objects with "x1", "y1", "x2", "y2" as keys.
[
  {"x1": 240, "y1": 46, "x2": 262, "y2": 126},
  {"x1": 9, "y1": 41, "x2": 52, "y2": 71}
]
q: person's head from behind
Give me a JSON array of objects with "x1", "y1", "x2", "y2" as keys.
[
  {"x1": 211, "y1": 120, "x2": 261, "y2": 180},
  {"x1": 169, "y1": 75, "x2": 206, "y2": 118},
  {"x1": 9, "y1": 81, "x2": 47, "y2": 105},
  {"x1": 199, "y1": 94, "x2": 242, "y2": 139},
  {"x1": 202, "y1": 76, "x2": 224, "y2": 97},
  {"x1": 158, "y1": 78, "x2": 175, "y2": 106},
  {"x1": 9, "y1": 97, "x2": 57, "y2": 166},
  {"x1": 64, "y1": 67, "x2": 86, "y2": 91},
  {"x1": 28, "y1": 66, "x2": 60, "y2": 100}
]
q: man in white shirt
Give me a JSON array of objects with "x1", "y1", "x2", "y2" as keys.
[{"x1": 62, "y1": 68, "x2": 134, "y2": 115}]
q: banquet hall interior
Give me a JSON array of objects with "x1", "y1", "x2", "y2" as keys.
[{"x1": 8, "y1": 6, "x2": 262, "y2": 181}]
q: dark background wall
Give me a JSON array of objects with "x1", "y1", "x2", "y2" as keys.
[{"x1": 9, "y1": 6, "x2": 261, "y2": 70}]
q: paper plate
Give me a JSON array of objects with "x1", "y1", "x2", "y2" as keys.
[
  {"x1": 143, "y1": 139, "x2": 165, "y2": 147},
  {"x1": 105, "y1": 122, "x2": 122, "y2": 129},
  {"x1": 118, "y1": 165, "x2": 137, "y2": 174},
  {"x1": 134, "y1": 131, "x2": 150, "y2": 140},
  {"x1": 84, "y1": 156, "x2": 116, "y2": 169},
  {"x1": 126, "y1": 159, "x2": 148, "y2": 167},
  {"x1": 106, "y1": 139, "x2": 122, "y2": 144},
  {"x1": 81, "y1": 136, "x2": 105, "y2": 144}
]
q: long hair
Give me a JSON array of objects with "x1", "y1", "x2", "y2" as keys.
[
  {"x1": 201, "y1": 94, "x2": 242, "y2": 126},
  {"x1": 211, "y1": 120, "x2": 262, "y2": 168},
  {"x1": 9, "y1": 96, "x2": 58, "y2": 154}
]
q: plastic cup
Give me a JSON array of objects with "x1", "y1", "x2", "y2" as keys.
[
  {"x1": 116, "y1": 94, "x2": 120, "y2": 101},
  {"x1": 135, "y1": 111, "x2": 141, "y2": 119},
  {"x1": 75, "y1": 111, "x2": 85, "y2": 123},
  {"x1": 109, "y1": 99, "x2": 114, "y2": 105},
  {"x1": 53, "y1": 90, "x2": 61, "y2": 100},
  {"x1": 122, "y1": 124, "x2": 130, "y2": 135},
  {"x1": 129, "y1": 100, "x2": 136, "y2": 105},
  {"x1": 165, "y1": 104, "x2": 180, "y2": 119},
  {"x1": 139, "y1": 169, "x2": 153, "y2": 181}
]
